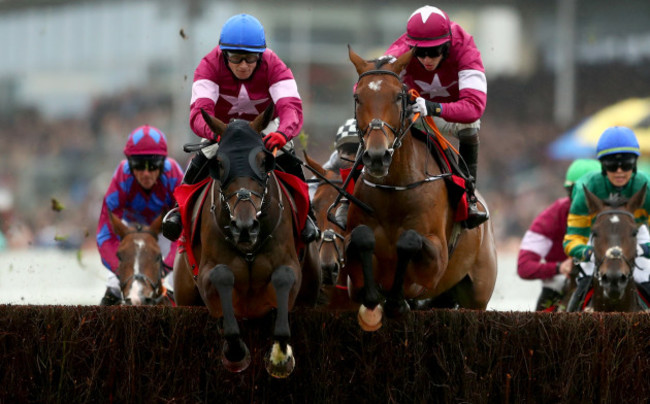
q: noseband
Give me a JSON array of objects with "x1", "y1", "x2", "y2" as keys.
[{"x1": 592, "y1": 209, "x2": 637, "y2": 281}]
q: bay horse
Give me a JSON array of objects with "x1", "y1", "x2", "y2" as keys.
[
  {"x1": 344, "y1": 46, "x2": 498, "y2": 331},
  {"x1": 579, "y1": 184, "x2": 647, "y2": 312},
  {"x1": 108, "y1": 213, "x2": 173, "y2": 305},
  {"x1": 173, "y1": 108, "x2": 321, "y2": 378}
]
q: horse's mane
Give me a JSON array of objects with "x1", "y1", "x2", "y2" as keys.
[{"x1": 603, "y1": 194, "x2": 629, "y2": 208}]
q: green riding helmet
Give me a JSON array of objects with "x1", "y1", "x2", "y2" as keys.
[{"x1": 564, "y1": 158, "x2": 601, "y2": 188}]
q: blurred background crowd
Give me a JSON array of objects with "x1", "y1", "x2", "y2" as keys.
[{"x1": 1, "y1": 0, "x2": 650, "y2": 255}]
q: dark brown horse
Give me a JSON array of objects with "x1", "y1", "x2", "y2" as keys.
[
  {"x1": 581, "y1": 185, "x2": 646, "y2": 312},
  {"x1": 173, "y1": 109, "x2": 321, "y2": 378},
  {"x1": 109, "y1": 213, "x2": 172, "y2": 305},
  {"x1": 344, "y1": 46, "x2": 497, "y2": 330},
  {"x1": 303, "y1": 152, "x2": 358, "y2": 310}
]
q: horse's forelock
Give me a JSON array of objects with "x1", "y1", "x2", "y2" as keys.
[{"x1": 603, "y1": 195, "x2": 629, "y2": 208}]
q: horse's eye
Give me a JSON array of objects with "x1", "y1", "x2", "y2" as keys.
[
  {"x1": 354, "y1": 94, "x2": 360, "y2": 104},
  {"x1": 633, "y1": 229, "x2": 639, "y2": 237},
  {"x1": 592, "y1": 231, "x2": 599, "y2": 238}
]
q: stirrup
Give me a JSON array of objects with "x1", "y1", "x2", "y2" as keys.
[{"x1": 162, "y1": 207, "x2": 183, "y2": 241}]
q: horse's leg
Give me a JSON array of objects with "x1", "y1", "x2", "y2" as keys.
[
  {"x1": 209, "y1": 264, "x2": 251, "y2": 373},
  {"x1": 384, "y1": 229, "x2": 421, "y2": 318},
  {"x1": 348, "y1": 225, "x2": 382, "y2": 331},
  {"x1": 265, "y1": 265, "x2": 296, "y2": 378}
]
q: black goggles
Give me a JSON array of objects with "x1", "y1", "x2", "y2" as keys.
[
  {"x1": 129, "y1": 157, "x2": 165, "y2": 172},
  {"x1": 601, "y1": 157, "x2": 636, "y2": 172},
  {"x1": 225, "y1": 52, "x2": 260, "y2": 64},
  {"x1": 414, "y1": 46, "x2": 444, "y2": 59}
]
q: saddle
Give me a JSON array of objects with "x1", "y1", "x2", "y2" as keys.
[{"x1": 173, "y1": 172, "x2": 309, "y2": 275}]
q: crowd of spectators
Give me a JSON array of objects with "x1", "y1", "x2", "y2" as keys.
[{"x1": 0, "y1": 62, "x2": 649, "y2": 254}]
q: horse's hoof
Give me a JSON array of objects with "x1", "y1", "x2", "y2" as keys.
[
  {"x1": 358, "y1": 304, "x2": 383, "y2": 332},
  {"x1": 384, "y1": 299, "x2": 411, "y2": 318},
  {"x1": 221, "y1": 341, "x2": 251, "y2": 373},
  {"x1": 265, "y1": 343, "x2": 295, "y2": 378}
]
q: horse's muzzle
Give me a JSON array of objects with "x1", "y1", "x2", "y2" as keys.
[
  {"x1": 362, "y1": 147, "x2": 392, "y2": 178},
  {"x1": 600, "y1": 269, "x2": 630, "y2": 300},
  {"x1": 230, "y1": 218, "x2": 260, "y2": 246}
]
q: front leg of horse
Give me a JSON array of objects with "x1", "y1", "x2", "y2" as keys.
[
  {"x1": 209, "y1": 265, "x2": 251, "y2": 373},
  {"x1": 349, "y1": 225, "x2": 382, "y2": 331},
  {"x1": 384, "y1": 230, "x2": 421, "y2": 318},
  {"x1": 265, "y1": 265, "x2": 296, "y2": 378}
]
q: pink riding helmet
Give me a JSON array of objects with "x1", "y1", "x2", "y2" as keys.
[
  {"x1": 405, "y1": 5, "x2": 451, "y2": 48},
  {"x1": 123, "y1": 125, "x2": 168, "y2": 157}
]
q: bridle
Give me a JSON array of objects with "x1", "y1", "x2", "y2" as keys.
[
  {"x1": 118, "y1": 225, "x2": 167, "y2": 305},
  {"x1": 354, "y1": 69, "x2": 415, "y2": 153},
  {"x1": 592, "y1": 209, "x2": 638, "y2": 283},
  {"x1": 211, "y1": 172, "x2": 284, "y2": 263}
]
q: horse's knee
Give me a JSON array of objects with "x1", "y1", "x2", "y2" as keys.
[
  {"x1": 209, "y1": 264, "x2": 234, "y2": 290},
  {"x1": 396, "y1": 229, "x2": 422, "y2": 255},
  {"x1": 271, "y1": 265, "x2": 296, "y2": 290},
  {"x1": 349, "y1": 225, "x2": 375, "y2": 252}
]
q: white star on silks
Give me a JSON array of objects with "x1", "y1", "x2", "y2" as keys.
[
  {"x1": 221, "y1": 85, "x2": 269, "y2": 116},
  {"x1": 414, "y1": 74, "x2": 456, "y2": 98}
]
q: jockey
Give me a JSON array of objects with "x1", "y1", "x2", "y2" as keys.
[
  {"x1": 96, "y1": 125, "x2": 184, "y2": 306},
  {"x1": 517, "y1": 158, "x2": 600, "y2": 311},
  {"x1": 564, "y1": 126, "x2": 650, "y2": 311},
  {"x1": 384, "y1": 5, "x2": 488, "y2": 229},
  {"x1": 162, "y1": 13, "x2": 320, "y2": 244},
  {"x1": 323, "y1": 118, "x2": 360, "y2": 172}
]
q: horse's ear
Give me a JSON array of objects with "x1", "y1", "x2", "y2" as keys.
[
  {"x1": 109, "y1": 211, "x2": 130, "y2": 238},
  {"x1": 251, "y1": 104, "x2": 275, "y2": 133},
  {"x1": 303, "y1": 150, "x2": 327, "y2": 178},
  {"x1": 627, "y1": 183, "x2": 647, "y2": 213},
  {"x1": 348, "y1": 44, "x2": 370, "y2": 75},
  {"x1": 392, "y1": 47, "x2": 414, "y2": 74},
  {"x1": 201, "y1": 108, "x2": 227, "y2": 137},
  {"x1": 149, "y1": 214, "x2": 163, "y2": 235},
  {"x1": 583, "y1": 184, "x2": 604, "y2": 215}
]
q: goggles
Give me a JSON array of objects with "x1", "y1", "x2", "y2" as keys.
[
  {"x1": 601, "y1": 157, "x2": 636, "y2": 172},
  {"x1": 129, "y1": 157, "x2": 165, "y2": 172},
  {"x1": 225, "y1": 52, "x2": 261, "y2": 64},
  {"x1": 414, "y1": 45, "x2": 444, "y2": 59}
]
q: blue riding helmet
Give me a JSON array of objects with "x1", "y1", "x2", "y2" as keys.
[
  {"x1": 596, "y1": 126, "x2": 640, "y2": 159},
  {"x1": 219, "y1": 14, "x2": 266, "y2": 53}
]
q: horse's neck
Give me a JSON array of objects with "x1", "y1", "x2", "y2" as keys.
[{"x1": 383, "y1": 133, "x2": 440, "y2": 183}]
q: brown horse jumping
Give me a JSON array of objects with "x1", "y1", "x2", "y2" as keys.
[
  {"x1": 173, "y1": 109, "x2": 321, "y2": 378},
  {"x1": 344, "y1": 46, "x2": 497, "y2": 331},
  {"x1": 579, "y1": 185, "x2": 646, "y2": 312},
  {"x1": 108, "y1": 213, "x2": 173, "y2": 305}
]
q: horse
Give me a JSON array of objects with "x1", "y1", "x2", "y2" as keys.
[
  {"x1": 578, "y1": 184, "x2": 647, "y2": 312},
  {"x1": 303, "y1": 151, "x2": 358, "y2": 310},
  {"x1": 343, "y1": 46, "x2": 498, "y2": 331},
  {"x1": 108, "y1": 212, "x2": 173, "y2": 306},
  {"x1": 173, "y1": 108, "x2": 321, "y2": 378}
]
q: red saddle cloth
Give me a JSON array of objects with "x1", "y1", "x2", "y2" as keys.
[{"x1": 173, "y1": 172, "x2": 309, "y2": 274}]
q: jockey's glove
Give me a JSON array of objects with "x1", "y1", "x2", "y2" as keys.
[
  {"x1": 409, "y1": 97, "x2": 442, "y2": 117},
  {"x1": 637, "y1": 243, "x2": 650, "y2": 258},
  {"x1": 581, "y1": 246, "x2": 594, "y2": 262},
  {"x1": 263, "y1": 131, "x2": 288, "y2": 152}
]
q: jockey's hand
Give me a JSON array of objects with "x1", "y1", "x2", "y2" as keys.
[
  {"x1": 581, "y1": 246, "x2": 594, "y2": 262},
  {"x1": 263, "y1": 131, "x2": 288, "y2": 152},
  {"x1": 637, "y1": 243, "x2": 650, "y2": 258},
  {"x1": 409, "y1": 97, "x2": 442, "y2": 117}
]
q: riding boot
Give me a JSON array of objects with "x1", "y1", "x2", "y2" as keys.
[
  {"x1": 162, "y1": 152, "x2": 210, "y2": 241},
  {"x1": 458, "y1": 128, "x2": 488, "y2": 229},
  {"x1": 99, "y1": 287, "x2": 122, "y2": 306},
  {"x1": 636, "y1": 281, "x2": 650, "y2": 307},
  {"x1": 567, "y1": 275, "x2": 593, "y2": 312},
  {"x1": 535, "y1": 287, "x2": 563, "y2": 311}
]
